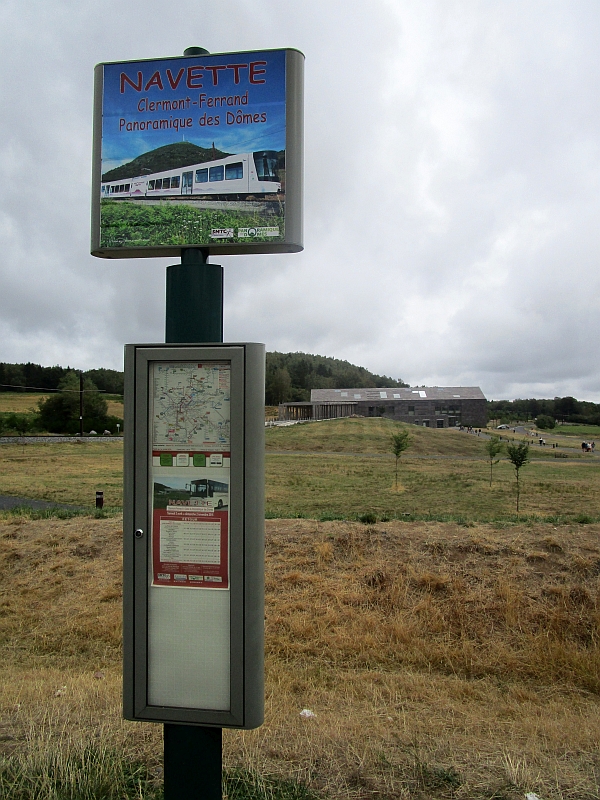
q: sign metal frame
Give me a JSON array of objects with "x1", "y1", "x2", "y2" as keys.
[
  {"x1": 123, "y1": 342, "x2": 265, "y2": 729},
  {"x1": 91, "y1": 48, "x2": 303, "y2": 258}
]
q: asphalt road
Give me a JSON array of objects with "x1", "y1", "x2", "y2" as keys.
[
  {"x1": 0, "y1": 495, "x2": 84, "y2": 511},
  {"x1": 0, "y1": 436, "x2": 118, "y2": 444}
]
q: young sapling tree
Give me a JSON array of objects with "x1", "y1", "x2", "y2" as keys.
[
  {"x1": 390, "y1": 429, "x2": 410, "y2": 489},
  {"x1": 484, "y1": 435, "x2": 503, "y2": 486},
  {"x1": 506, "y1": 441, "x2": 530, "y2": 513}
]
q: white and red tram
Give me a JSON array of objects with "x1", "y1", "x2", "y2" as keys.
[{"x1": 101, "y1": 150, "x2": 281, "y2": 199}]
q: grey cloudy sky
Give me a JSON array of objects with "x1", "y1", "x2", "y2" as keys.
[{"x1": 0, "y1": 0, "x2": 599, "y2": 401}]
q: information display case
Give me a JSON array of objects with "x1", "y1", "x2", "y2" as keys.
[{"x1": 123, "y1": 343, "x2": 265, "y2": 728}]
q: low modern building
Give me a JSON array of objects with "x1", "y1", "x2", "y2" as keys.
[{"x1": 279, "y1": 386, "x2": 487, "y2": 428}]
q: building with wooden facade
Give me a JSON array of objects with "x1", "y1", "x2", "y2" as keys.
[{"x1": 279, "y1": 386, "x2": 487, "y2": 428}]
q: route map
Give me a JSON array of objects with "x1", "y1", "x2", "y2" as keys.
[{"x1": 152, "y1": 362, "x2": 230, "y2": 450}]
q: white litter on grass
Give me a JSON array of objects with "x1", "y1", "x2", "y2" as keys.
[
  {"x1": 299, "y1": 709, "x2": 316, "y2": 719},
  {"x1": 54, "y1": 686, "x2": 67, "y2": 697},
  {"x1": 525, "y1": 793, "x2": 543, "y2": 800}
]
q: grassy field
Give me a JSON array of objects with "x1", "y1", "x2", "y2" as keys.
[
  {"x1": 551, "y1": 423, "x2": 600, "y2": 438},
  {"x1": 0, "y1": 394, "x2": 47, "y2": 413},
  {"x1": 0, "y1": 514, "x2": 598, "y2": 799},
  {"x1": 266, "y1": 417, "x2": 589, "y2": 456},
  {"x1": 100, "y1": 200, "x2": 285, "y2": 249},
  {"x1": 489, "y1": 424, "x2": 600, "y2": 449},
  {"x1": 1, "y1": 418, "x2": 599, "y2": 798},
  {"x1": 0, "y1": 392, "x2": 123, "y2": 418},
  {"x1": 0, "y1": 441, "x2": 123, "y2": 508},
  {"x1": 265, "y1": 452, "x2": 600, "y2": 521},
  {"x1": 264, "y1": 419, "x2": 600, "y2": 522},
  {"x1": 266, "y1": 417, "x2": 490, "y2": 455},
  {"x1": 0, "y1": 420, "x2": 599, "y2": 523}
]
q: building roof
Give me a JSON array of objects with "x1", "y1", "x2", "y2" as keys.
[{"x1": 310, "y1": 387, "x2": 486, "y2": 402}]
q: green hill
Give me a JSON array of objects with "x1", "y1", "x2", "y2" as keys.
[
  {"x1": 265, "y1": 351, "x2": 407, "y2": 404},
  {"x1": 101, "y1": 142, "x2": 230, "y2": 182},
  {"x1": 0, "y1": 352, "x2": 406, "y2": 406},
  {"x1": 265, "y1": 415, "x2": 484, "y2": 456},
  {"x1": 0, "y1": 362, "x2": 123, "y2": 395}
]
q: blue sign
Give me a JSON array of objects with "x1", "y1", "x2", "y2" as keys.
[
  {"x1": 101, "y1": 50, "x2": 286, "y2": 173},
  {"x1": 92, "y1": 49, "x2": 302, "y2": 256}
]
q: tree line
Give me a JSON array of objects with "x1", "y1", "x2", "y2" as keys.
[
  {"x1": 265, "y1": 352, "x2": 408, "y2": 405},
  {"x1": 0, "y1": 362, "x2": 124, "y2": 395},
  {"x1": 0, "y1": 354, "x2": 406, "y2": 407},
  {"x1": 0, "y1": 368, "x2": 123, "y2": 436},
  {"x1": 3, "y1": 359, "x2": 600, "y2": 429},
  {"x1": 0, "y1": 353, "x2": 407, "y2": 434},
  {"x1": 488, "y1": 396, "x2": 600, "y2": 426}
]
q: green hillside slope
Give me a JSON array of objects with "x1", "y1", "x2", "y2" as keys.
[
  {"x1": 266, "y1": 352, "x2": 407, "y2": 404},
  {"x1": 265, "y1": 416, "x2": 486, "y2": 456},
  {"x1": 101, "y1": 142, "x2": 230, "y2": 182}
]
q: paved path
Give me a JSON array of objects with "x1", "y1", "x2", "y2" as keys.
[
  {"x1": 0, "y1": 436, "x2": 120, "y2": 444},
  {"x1": 0, "y1": 495, "x2": 85, "y2": 511},
  {"x1": 265, "y1": 449, "x2": 593, "y2": 462}
]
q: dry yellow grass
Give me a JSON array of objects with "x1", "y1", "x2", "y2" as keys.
[
  {"x1": 0, "y1": 441, "x2": 123, "y2": 507},
  {"x1": 265, "y1": 406, "x2": 279, "y2": 421},
  {"x1": 0, "y1": 392, "x2": 123, "y2": 417},
  {"x1": 0, "y1": 513, "x2": 599, "y2": 798},
  {"x1": 263, "y1": 520, "x2": 600, "y2": 690},
  {"x1": 0, "y1": 394, "x2": 47, "y2": 414}
]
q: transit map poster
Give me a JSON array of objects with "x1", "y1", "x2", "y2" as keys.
[
  {"x1": 150, "y1": 361, "x2": 230, "y2": 590},
  {"x1": 93, "y1": 49, "x2": 299, "y2": 256}
]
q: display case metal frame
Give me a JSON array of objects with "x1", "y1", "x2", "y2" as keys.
[
  {"x1": 91, "y1": 48, "x2": 304, "y2": 258},
  {"x1": 123, "y1": 342, "x2": 265, "y2": 729}
]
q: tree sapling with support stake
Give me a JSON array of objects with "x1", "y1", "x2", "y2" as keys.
[
  {"x1": 390, "y1": 428, "x2": 410, "y2": 490},
  {"x1": 506, "y1": 441, "x2": 530, "y2": 513},
  {"x1": 484, "y1": 435, "x2": 503, "y2": 487}
]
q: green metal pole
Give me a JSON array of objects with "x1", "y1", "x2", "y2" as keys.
[
  {"x1": 164, "y1": 245, "x2": 223, "y2": 800},
  {"x1": 166, "y1": 248, "x2": 223, "y2": 343}
]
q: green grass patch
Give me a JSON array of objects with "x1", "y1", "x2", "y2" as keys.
[
  {"x1": 0, "y1": 745, "x2": 161, "y2": 800},
  {"x1": 100, "y1": 200, "x2": 284, "y2": 248},
  {"x1": 266, "y1": 417, "x2": 491, "y2": 456},
  {"x1": 224, "y1": 769, "x2": 320, "y2": 800},
  {"x1": 0, "y1": 747, "x2": 320, "y2": 800},
  {"x1": 0, "y1": 441, "x2": 123, "y2": 508},
  {"x1": 0, "y1": 395, "x2": 47, "y2": 414},
  {"x1": 1, "y1": 418, "x2": 599, "y2": 523},
  {"x1": 0, "y1": 505, "x2": 121, "y2": 521},
  {"x1": 552, "y1": 423, "x2": 600, "y2": 437},
  {"x1": 265, "y1": 450, "x2": 600, "y2": 521}
]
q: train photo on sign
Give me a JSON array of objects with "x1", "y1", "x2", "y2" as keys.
[{"x1": 101, "y1": 151, "x2": 281, "y2": 200}]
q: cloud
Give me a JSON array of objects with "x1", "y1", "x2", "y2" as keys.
[{"x1": 0, "y1": 0, "x2": 599, "y2": 400}]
